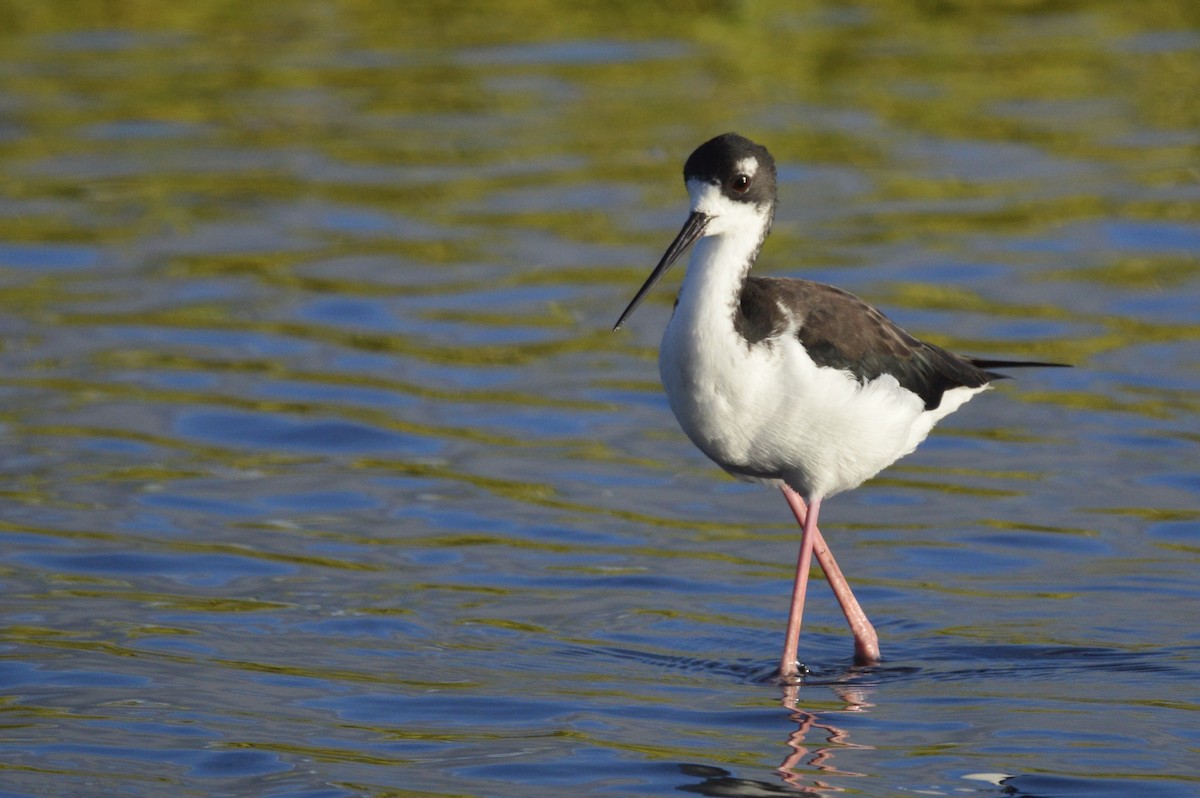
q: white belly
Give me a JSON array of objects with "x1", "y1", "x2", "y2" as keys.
[{"x1": 659, "y1": 315, "x2": 985, "y2": 500}]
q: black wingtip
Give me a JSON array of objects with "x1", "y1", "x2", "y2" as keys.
[
  {"x1": 969, "y1": 357, "x2": 1071, "y2": 382},
  {"x1": 969, "y1": 358, "x2": 1072, "y2": 370}
]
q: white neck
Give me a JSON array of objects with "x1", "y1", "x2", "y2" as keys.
[{"x1": 675, "y1": 236, "x2": 751, "y2": 331}]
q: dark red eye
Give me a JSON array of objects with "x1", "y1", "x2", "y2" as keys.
[{"x1": 731, "y1": 174, "x2": 751, "y2": 193}]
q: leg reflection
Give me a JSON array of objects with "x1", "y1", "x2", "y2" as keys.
[
  {"x1": 674, "y1": 683, "x2": 876, "y2": 796},
  {"x1": 777, "y1": 682, "x2": 875, "y2": 789}
]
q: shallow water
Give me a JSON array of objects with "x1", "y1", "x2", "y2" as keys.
[{"x1": 1, "y1": 3, "x2": 1198, "y2": 796}]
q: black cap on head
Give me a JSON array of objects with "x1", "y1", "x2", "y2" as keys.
[{"x1": 683, "y1": 133, "x2": 777, "y2": 207}]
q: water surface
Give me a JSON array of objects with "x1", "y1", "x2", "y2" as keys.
[{"x1": 0, "y1": 3, "x2": 1198, "y2": 796}]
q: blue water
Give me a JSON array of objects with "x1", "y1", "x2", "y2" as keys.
[{"x1": 1, "y1": 3, "x2": 1198, "y2": 796}]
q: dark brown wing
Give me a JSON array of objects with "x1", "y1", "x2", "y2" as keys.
[{"x1": 736, "y1": 277, "x2": 1067, "y2": 411}]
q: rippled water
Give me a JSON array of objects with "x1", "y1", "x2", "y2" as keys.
[{"x1": 1, "y1": 3, "x2": 1198, "y2": 796}]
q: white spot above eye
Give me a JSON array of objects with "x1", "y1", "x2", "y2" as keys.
[{"x1": 734, "y1": 157, "x2": 758, "y2": 179}]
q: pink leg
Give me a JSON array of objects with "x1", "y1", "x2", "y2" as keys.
[
  {"x1": 779, "y1": 493, "x2": 818, "y2": 679},
  {"x1": 780, "y1": 486, "x2": 881, "y2": 665}
]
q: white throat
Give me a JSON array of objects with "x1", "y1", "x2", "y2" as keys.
[{"x1": 676, "y1": 180, "x2": 772, "y2": 323}]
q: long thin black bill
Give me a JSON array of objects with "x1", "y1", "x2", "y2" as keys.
[{"x1": 613, "y1": 211, "x2": 710, "y2": 331}]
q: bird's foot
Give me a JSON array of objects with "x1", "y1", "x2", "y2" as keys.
[{"x1": 773, "y1": 662, "x2": 811, "y2": 685}]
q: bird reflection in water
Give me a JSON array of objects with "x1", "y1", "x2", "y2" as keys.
[
  {"x1": 777, "y1": 681, "x2": 873, "y2": 790},
  {"x1": 677, "y1": 679, "x2": 874, "y2": 795}
]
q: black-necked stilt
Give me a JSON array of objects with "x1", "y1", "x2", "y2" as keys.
[{"x1": 614, "y1": 133, "x2": 1067, "y2": 678}]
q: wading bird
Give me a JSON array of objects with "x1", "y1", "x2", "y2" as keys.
[{"x1": 614, "y1": 133, "x2": 1066, "y2": 678}]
